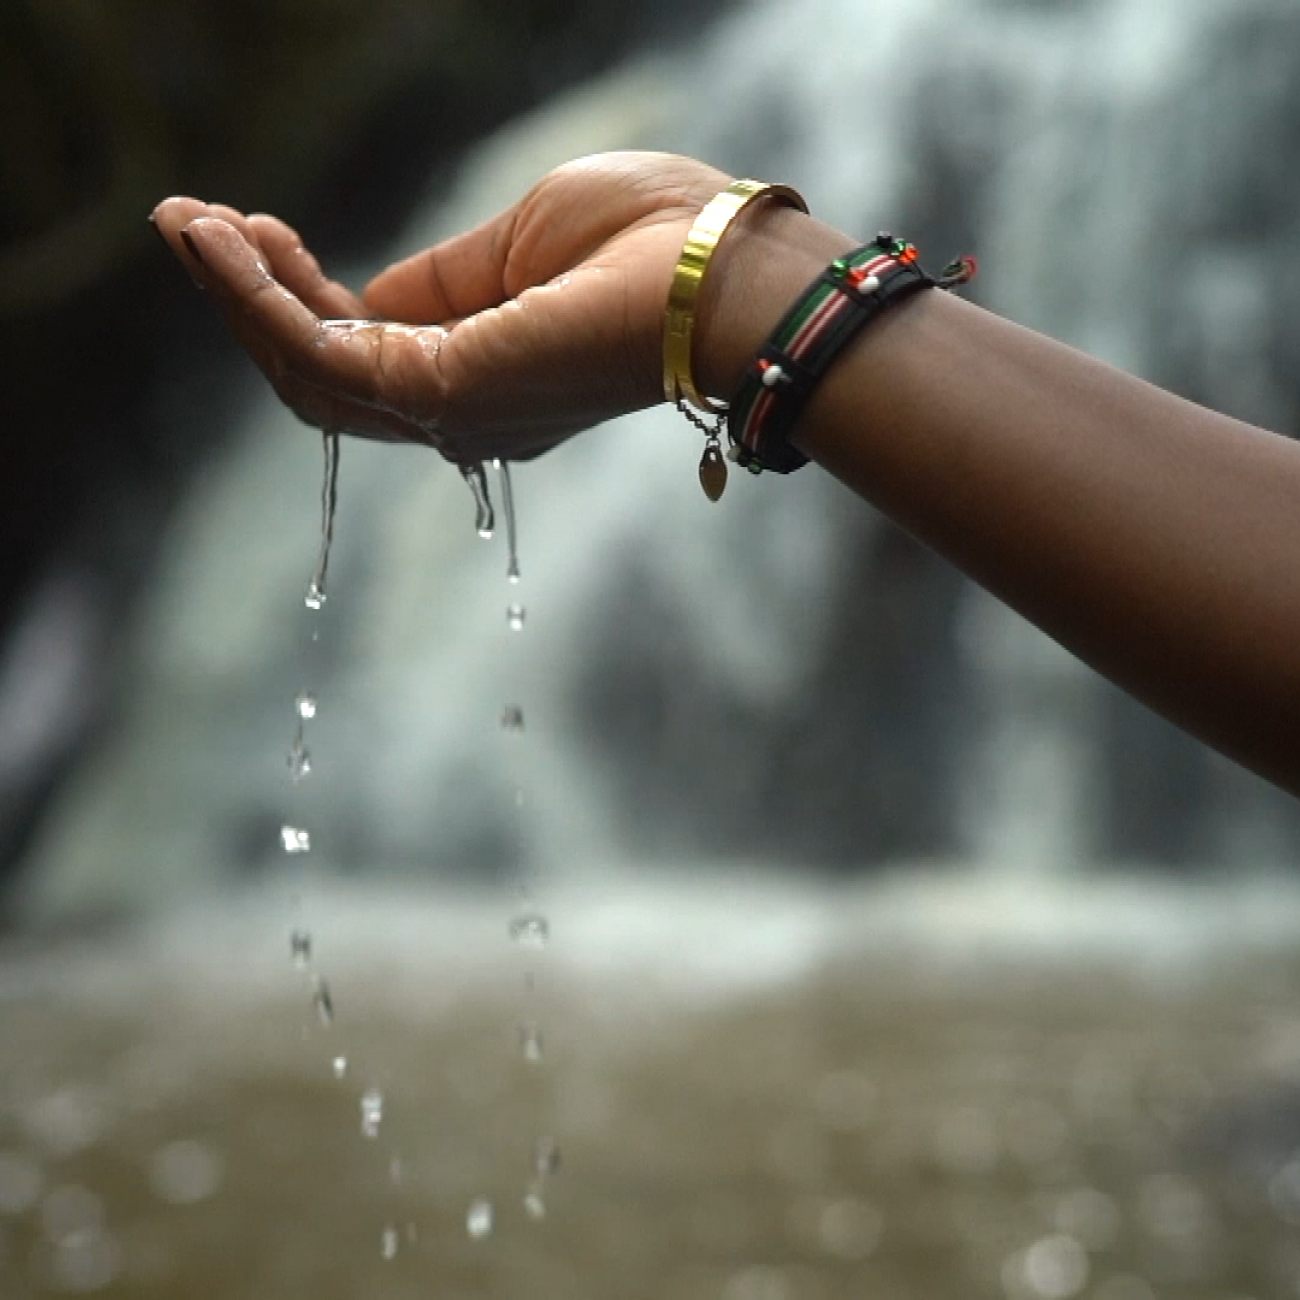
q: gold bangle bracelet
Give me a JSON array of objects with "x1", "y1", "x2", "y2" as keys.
[{"x1": 663, "y1": 179, "x2": 808, "y2": 415}]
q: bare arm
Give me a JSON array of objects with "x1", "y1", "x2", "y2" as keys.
[
  {"x1": 153, "y1": 153, "x2": 1300, "y2": 797},
  {"x1": 698, "y1": 203, "x2": 1300, "y2": 795}
]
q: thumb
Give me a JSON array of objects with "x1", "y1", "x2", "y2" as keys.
[
  {"x1": 432, "y1": 262, "x2": 656, "y2": 441},
  {"x1": 364, "y1": 207, "x2": 517, "y2": 325}
]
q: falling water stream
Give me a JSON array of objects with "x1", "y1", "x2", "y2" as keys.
[
  {"x1": 281, "y1": 436, "x2": 337, "y2": 1049},
  {"x1": 466, "y1": 457, "x2": 561, "y2": 1226},
  {"x1": 495, "y1": 457, "x2": 563, "y2": 1218},
  {"x1": 461, "y1": 462, "x2": 496, "y2": 541},
  {"x1": 496, "y1": 457, "x2": 521, "y2": 586},
  {"x1": 304, "y1": 432, "x2": 340, "y2": 614},
  {"x1": 283, "y1": 431, "x2": 409, "y2": 1257},
  {"x1": 281, "y1": 448, "x2": 561, "y2": 1253}
]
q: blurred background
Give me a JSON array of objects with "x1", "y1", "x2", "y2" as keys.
[{"x1": 2, "y1": 0, "x2": 1300, "y2": 1297}]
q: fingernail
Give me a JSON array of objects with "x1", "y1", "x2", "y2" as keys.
[{"x1": 179, "y1": 227, "x2": 205, "y2": 267}]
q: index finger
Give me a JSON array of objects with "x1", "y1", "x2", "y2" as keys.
[{"x1": 246, "y1": 212, "x2": 370, "y2": 320}]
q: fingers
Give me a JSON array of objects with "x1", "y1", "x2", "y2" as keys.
[
  {"x1": 152, "y1": 197, "x2": 367, "y2": 320},
  {"x1": 181, "y1": 217, "x2": 324, "y2": 362},
  {"x1": 152, "y1": 197, "x2": 215, "y2": 283},
  {"x1": 181, "y1": 217, "x2": 450, "y2": 439},
  {"x1": 247, "y1": 212, "x2": 370, "y2": 320},
  {"x1": 152, "y1": 197, "x2": 264, "y2": 276},
  {"x1": 153, "y1": 185, "x2": 653, "y2": 463},
  {"x1": 152, "y1": 199, "x2": 462, "y2": 452},
  {"x1": 363, "y1": 204, "x2": 519, "y2": 324},
  {"x1": 205, "y1": 203, "x2": 267, "y2": 251}
]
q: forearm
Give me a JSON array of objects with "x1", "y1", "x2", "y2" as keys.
[{"x1": 696, "y1": 205, "x2": 1300, "y2": 796}]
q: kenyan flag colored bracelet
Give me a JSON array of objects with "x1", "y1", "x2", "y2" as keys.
[{"x1": 726, "y1": 236, "x2": 977, "y2": 475}]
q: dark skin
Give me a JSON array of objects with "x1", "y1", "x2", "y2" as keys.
[{"x1": 153, "y1": 150, "x2": 1300, "y2": 798}]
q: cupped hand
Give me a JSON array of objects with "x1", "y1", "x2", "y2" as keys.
[{"x1": 151, "y1": 152, "x2": 732, "y2": 462}]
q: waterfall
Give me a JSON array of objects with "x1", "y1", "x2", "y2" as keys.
[{"x1": 18, "y1": 0, "x2": 1300, "y2": 919}]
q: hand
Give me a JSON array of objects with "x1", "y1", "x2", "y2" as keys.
[{"x1": 151, "y1": 152, "x2": 732, "y2": 462}]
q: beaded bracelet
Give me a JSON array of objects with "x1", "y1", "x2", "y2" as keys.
[{"x1": 727, "y1": 236, "x2": 977, "y2": 475}]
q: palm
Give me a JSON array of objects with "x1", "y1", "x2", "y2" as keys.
[{"x1": 363, "y1": 153, "x2": 730, "y2": 459}]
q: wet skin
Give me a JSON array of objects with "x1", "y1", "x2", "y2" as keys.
[{"x1": 151, "y1": 154, "x2": 733, "y2": 464}]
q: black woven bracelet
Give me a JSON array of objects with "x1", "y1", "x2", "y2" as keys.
[{"x1": 726, "y1": 237, "x2": 976, "y2": 475}]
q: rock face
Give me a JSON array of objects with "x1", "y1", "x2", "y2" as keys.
[{"x1": 15, "y1": 0, "x2": 1300, "y2": 919}]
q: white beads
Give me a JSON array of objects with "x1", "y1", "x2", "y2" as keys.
[
  {"x1": 761, "y1": 364, "x2": 786, "y2": 388},
  {"x1": 857, "y1": 274, "x2": 881, "y2": 294}
]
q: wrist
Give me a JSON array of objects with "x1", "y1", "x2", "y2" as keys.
[{"x1": 692, "y1": 202, "x2": 856, "y2": 404}]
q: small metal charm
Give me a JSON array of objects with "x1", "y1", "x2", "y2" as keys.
[
  {"x1": 676, "y1": 399, "x2": 728, "y2": 503},
  {"x1": 698, "y1": 436, "x2": 727, "y2": 502}
]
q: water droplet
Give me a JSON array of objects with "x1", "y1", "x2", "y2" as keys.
[
  {"x1": 506, "y1": 603, "x2": 526, "y2": 631},
  {"x1": 500, "y1": 705, "x2": 525, "y2": 733},
  {"x1": 295, "y1": 693, "x2": 318, "y2": 720},
  {"x1": 306, "y1": 432, "x2": 340, "y2": 607},
  {"x1": 286, "y1": 738, "x2": 312, "y2": 782},
  {"x1": 280, "y1": 826, "x2": 311, "y2": 854},
  {"x1": 524, "y1": 1189, "x2": 546, "y2": 1219},
  {"x1": 466, "y1": 1197, "x2": 494, "y2": 1239},
  {"x1": 461, "y1": 463, "x2": 495, "y2": 538},
  {"x1": 519, "y1": 1023, "x2": 544, "y2": 1063},
  {"x1": 495, "y1": 459, "x2": 520, "y2": 583},
  {"x1": 331, "y1": 1056, "x2": 348, "y2": 1079},
  {"x1": 312, "y1": 978, "x2": 334, "y2": 1026},
  {"x1": 381, "y1": 1224, "x2": 399, "y2": 1260},
  {"x1": 509, "y1": 912, "x2": 549, "y2": 948},
  {"x1": 289, "y1": 929, "x2": 312, "y2": 968},
  {"x1": 533, "y1": 1135, "x2": 561, "y2": 1177},
  {"x1": 360, "y1": 1088, "x2": 384, "y2": 1139}
]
